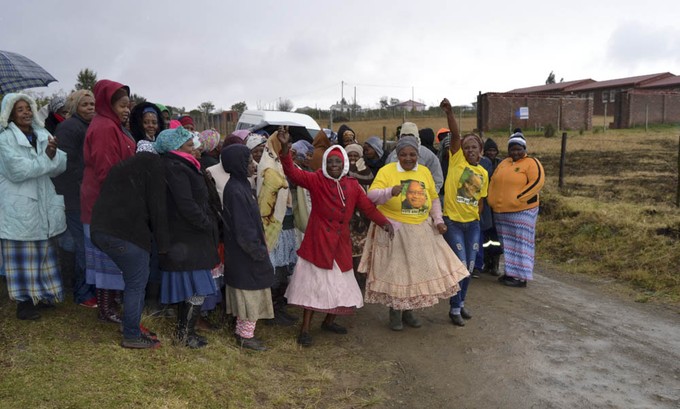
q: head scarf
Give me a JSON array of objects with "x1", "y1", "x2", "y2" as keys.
[
  {"x1": 179, "y1": 115, "x2": 194, "y2": 127},
  {"x1": 462, "y1": 133, "x2": 484, "y2": 151},
  {"x1": 192, "y1": 134, "x2": 201, "y2": 151},
  {"x1": 221, "y1": 144, "x2": 251, "y2": 180},
  {"x1": 155, "y1": 103, "x2": 170, "y2": 115},
  {"x1": 66, "y1": 90, "x2": 95, "y2": 117},
  {"x1": 344, "y1": 143, "x2": 363, "y2": 158},
  {"x1": 399, "y1": 122, "x2": 418, "y2": 138},
  {"x1": 169, "y1": 119, "x2": 181, "y2": 129},
  {"x1": 245, "y1": 133, "x2": 267, "y2": 151},
  {"x1": 230, "y1": 129, "x2": 250, "y2": 141},
  {"x1": 364, "y1": 136, "x2": 384, "y2": 158},
  {"x1": 292, "y1": 140, "x2": 314, "y2": 160},
  {"x1": 48, "y1": 96, "x2": 66, "y2": 114},
  {"x1": 395, "y1": 135, "x2": 420, "y2": 154},
  {"x1": 154, "y1": 126, "x2": 193, "y2": 154},
  {"x1": 224, "y1": 135, "x2": 245, "y2": 147},
  {"x1": 198, "y1": 129, "x2": 221, "y2": 152},
  {"x1": 337, "y1": 124, "x2": 356, "y2": 147}
]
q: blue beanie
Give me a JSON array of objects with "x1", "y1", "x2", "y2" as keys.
[
  {"x1": 364, "y1": 136, "x2": 384, "y2": 157},
  {"x1": 154, "y1": 126, "x2": 193, "y2": 154}
]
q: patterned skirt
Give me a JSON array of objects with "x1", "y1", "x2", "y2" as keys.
[
  {"x1": 269, "y1": 228, "x2": 298, "y2": 268},
  {"x1": 285, "y1": 257, "x2": 362, "y2": 315},
  {"x1": 83, "y1": 224, "x2": 125, "y2": 290},
  {"x1": 1, "y1": 239, "x2": 63, "y2": 303},
  {"x1": 359, "y1": 219, "x2": 469, "y2": 310},
  {"x1": 494, "y1": 207, "x2": 539, "y2": 281}
]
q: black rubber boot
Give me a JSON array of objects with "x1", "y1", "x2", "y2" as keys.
[
  {"x1": 16, "y1": 300, "x2": 40, "y2": 320},
  {"x1": 176, "y1": 302, "x2": 208, "y2": 349},
  {"x1": 389, "y1": 308, "x2": 403, "y2": 331}
]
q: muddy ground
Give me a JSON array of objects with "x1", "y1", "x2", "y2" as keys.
[{"x1": 340, "y1": 265, "x2": 680, "y2": 409}]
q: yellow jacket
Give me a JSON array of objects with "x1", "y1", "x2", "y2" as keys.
[{"x1": 487, "y1": 156, "x2": 545, "y2": 213}]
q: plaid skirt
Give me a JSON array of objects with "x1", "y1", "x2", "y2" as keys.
[
  {"x1": 1, "y1": 239, "x2": 63, "y2": 303},
  {"x1": 83, "y1": 224, "x2": 125, "y2": 290},
  {"x1": 494, "y1": 208, "x2": 539, "y2": 281}
]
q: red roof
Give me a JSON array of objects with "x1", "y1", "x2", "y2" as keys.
[
  {"x1": 508, "y1": 79, "x2": 595, "y2": 93},
  {"x1": 568, "y1": 72, "x2": 674, "y2": 91},
  {"x1": 640, "y1": 75, "x2": 680, "y2": 88}
]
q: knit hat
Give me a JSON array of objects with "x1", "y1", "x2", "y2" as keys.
[
  {"x1": 198, "y1": 129, "x2": 221, "y2": 152},
  {"x1": 418, "y1": 128, "x2": 435, "y2": 147},
  {"x1": 399, "y1": 122, "x2": 418, "y2": 137},
  {"x1": 327, "y1": 149, "x2": 343, "y2": 160},
  {"x1": 292, "y1": 140, "x2": 313, "y2": 158},
  {"x1": 48, "y1": 96, "x2": 66, "y2": 114},
  {"x1": 246, "y1": 133, "x2": 267, "y2": 151},
  {"x1": 154, "y1": 126, "x2": 193, "y2": 153},
  {"x1": 395, "y1": 135, "x2": 420, "y2": 154},
  {"x1": 508, "y1": 132, "x2": 527, "y2": 149},
  {"x1": 483, "y1": 138, "x2": 499, "y2": 152},
  {"x1": 179, "y1": 115, "x2": 194, "y2": 127},
  {"x1": 169, "y1": 119, "x2": 181, "y2": 129},
  {"x1": 364, "y1": 136, "x2": 384, "y2": 158},
  {"x1": 344, "y1": 143, "x2": 363, "y2": 157}
]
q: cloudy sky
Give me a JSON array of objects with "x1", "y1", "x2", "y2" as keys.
[{"x1": 2, "y1": 0, "x2": 679, "y2": 112}]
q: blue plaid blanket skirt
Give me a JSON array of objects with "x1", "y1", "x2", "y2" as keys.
[
  {"x1": 83, "y1": 224, "x2": 125, "y2": 291},
  {"x1": 494, "y1": 207, "x2": 539, "y2": 281},
  {"x1": 1, "y1": 239, "x2": 63, "y2": 303}
]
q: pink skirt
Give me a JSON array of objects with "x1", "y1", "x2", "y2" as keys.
[{"x1": 284, "y1": 257, "x2": 363, "y2": 315}]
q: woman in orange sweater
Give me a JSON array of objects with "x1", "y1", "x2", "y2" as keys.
[{"x1": 487, "y1": 132, "x2": 545, "y2": 287}]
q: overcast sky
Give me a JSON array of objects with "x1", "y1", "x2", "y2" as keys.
[{"x1": 2, "y1": 0, "x2": 679, "y2": 112}]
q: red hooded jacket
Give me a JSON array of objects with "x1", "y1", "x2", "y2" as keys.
[
  {"x1": 80, "y1": 80, "x2": 136, "y2": 223},
  {"x1": 281, "y1": 147, "x2": 389, "y2": 271}
]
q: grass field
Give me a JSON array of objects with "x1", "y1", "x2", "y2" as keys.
[{"x1": 0, "y1": 114, "x2": 678, "y2": 408}]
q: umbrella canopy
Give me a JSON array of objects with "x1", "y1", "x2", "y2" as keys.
[
  {"x1": 0, "y1": 50, "x2": 57, "y2": 94},
  {"x1": 251, "y1": 121, "x2": 314, "y2": 142}
]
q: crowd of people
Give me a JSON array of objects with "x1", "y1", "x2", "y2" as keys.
[{"x1": 0, "y1": 82, "x2": 546, "y2": 350}]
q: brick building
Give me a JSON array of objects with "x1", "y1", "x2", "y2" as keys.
[
  {"x1": 614, "y1": 90, "x2": 680, "y2": 128},
  {"x1": 477, "y1": 93, "x2": 592, "y2": 133}
]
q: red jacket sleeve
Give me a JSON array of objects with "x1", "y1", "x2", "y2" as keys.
[{"x1": 280, "y1": 152, "x2": 316, "y2": 191}]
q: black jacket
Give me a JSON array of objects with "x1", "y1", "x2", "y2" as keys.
[
  {"x1": 51, "y1": 114, "x2": 89, "y2": 210},
  {"x1": 221, "y1": 145, "x2": 274, "y2": 290},
  {"x1": 90, "y1": 152, "x2": 169, "y2": 253},
  {"x1": 161, "y1": 152, "x2": 219, "y2": 272}
]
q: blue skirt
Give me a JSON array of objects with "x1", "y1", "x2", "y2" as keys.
[
  {"x1": 160, "y1": 269, "x2": 217, "y2": 304},
  {"x1": 83, "y1": 224, "x2": 125, "y2": 290}
]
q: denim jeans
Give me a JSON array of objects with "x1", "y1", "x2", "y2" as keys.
[
  {"x1": 91, "y1": 231, "x2": 150, "y2": 340},
  {"x1": 443, "y1": 217, "x2": 480, "y2": 312},
  {"x1": 65, "y1": 210, "x2": 95, "y2": 304}
]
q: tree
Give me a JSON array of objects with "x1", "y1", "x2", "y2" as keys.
[
  {"x1": 75, "y1": 68, "x2": 97, "y2": 91},
  {"x1": 389, "y1": 98, "x2": 400, "y2": 106},
  {"x1": 130, "y1": 93, "x2": 146, "y2": 104},
  {"x1": 277, "y1": 98, "x2": 294, "y2": 112},
  {"x1": 379, "y1": 96, "x2": 389, "y2": 109},
  {"x1": 199, "y1": 101, "x2": 215, "y2": 116},
  {"x1": 231, "y1": 101, "x2": 247, "y2": 114},
  {"x1": 545, "y1": 71, "x2": 556, "y2": 85}
]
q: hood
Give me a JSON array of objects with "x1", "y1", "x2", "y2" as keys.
[
  {"x1": 221, "y1": 144, "x2": 251, "y2": 180},
  {"x1": 337, "y1": 124, "x2": 355, "y2": 147},
  {"x1": 129, "y1": 102, "x2": 165, "y2": 143},
  {"x1": 93, "y1": 79, "x2": 129, "y2": 126},
  {"x1": 483, "y1": 138, "x2": 498, "y2": 152},
  {"x1": 419, "y1": 128, "x2": 435, "y2": 147},
  {"x1": 310, "y1": 129, "x2": 331, "y2": 171},
  {"x1": 0, "y1": 93, "x2": 44, "y2": 129},
  {"x1": 321, "y1": 145, "x2": 349, "y2": 181}
]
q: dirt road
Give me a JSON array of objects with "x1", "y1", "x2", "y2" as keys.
[{"x1": 346, "y1": 265, "x2": 680, "y2": 408}]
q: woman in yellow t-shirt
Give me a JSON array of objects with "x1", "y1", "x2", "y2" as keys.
[
  {"x1": 359, "y1": 135, "x2": 468, "y2": 331},
  {"x1": 440, "y1": 98, "x2": 489, "y2": 327}
]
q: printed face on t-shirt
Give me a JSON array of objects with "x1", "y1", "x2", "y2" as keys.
[{"x1": 400, "y1": 179, "x2": 428, "y2": 215}]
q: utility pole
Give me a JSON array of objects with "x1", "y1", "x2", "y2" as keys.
[{"x1": 341, "y1": 81, "x2": 344, "y2": 112}]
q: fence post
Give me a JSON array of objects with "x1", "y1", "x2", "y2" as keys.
[
  {"x1": 559, "y1": 132, "x2": 567, "y2": 189},
  {"x1": 382, "y1": 126, "x2": 387, "y2": 151},
  {"x1": 677, "y1": 134, "x2": 680, "y2": 207}
]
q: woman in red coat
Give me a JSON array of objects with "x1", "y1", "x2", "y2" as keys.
[{"x1": 276, "y1": 128, "x2": 394, "y2": 347}]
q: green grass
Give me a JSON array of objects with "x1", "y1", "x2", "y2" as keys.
[{"x1": 0, "y1": 298, "x2": 394, "y2": 409}]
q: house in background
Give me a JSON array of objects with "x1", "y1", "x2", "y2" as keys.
[
  {"x1": 508, "y1": 78, "x2": 595, "y2": 94},
  {"x1": 389, "y1": 99, "x2": 426, "y2": 112},
  {"x1": 566, "y1": 72, "x2": 675, "y2": 115}
]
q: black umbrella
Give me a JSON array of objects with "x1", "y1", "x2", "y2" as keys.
[
  {"x1": 0, "y1": 50, "x2": 57, "y2": 93},
  {"x1": 250, "y1": 120, "x2": 316, "y2": 144}
]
